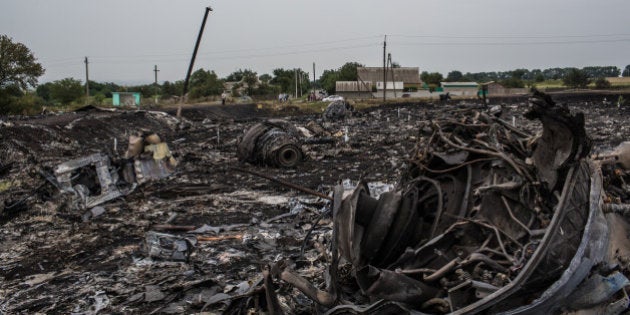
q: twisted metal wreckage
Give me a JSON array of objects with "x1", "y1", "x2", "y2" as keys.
[
  {"x1": 13, "y1": 91, "x2": 630, "y2": 314},
  {"x1": 43, "y1": 132, "x2": 177, "y2": 213},
  {"x1": 250, "y1": 91, "x2": 630, "y2": 314}
]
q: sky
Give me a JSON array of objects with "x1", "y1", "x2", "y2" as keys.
[{"x1": 1, "y1": 0, "x2": 630, "y2": 85}]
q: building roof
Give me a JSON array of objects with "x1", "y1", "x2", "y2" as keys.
[
  {"x1": 336, "y1": 81, "x2": 372, "y2": 92},
  {"x1": 441, "y1": 82, "x2": 479, "y2": 88},
  {"x1": 357, "y1": 67, "x2": 420, "y2": 84}
]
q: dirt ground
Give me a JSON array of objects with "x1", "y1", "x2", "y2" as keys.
[{"x1": 1, "y1": 92, "x2": 630, "y2": 314}]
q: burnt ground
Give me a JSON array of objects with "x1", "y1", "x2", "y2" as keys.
[{"x1": 1, "y1": 93, "x2": 630, "y2": 314}]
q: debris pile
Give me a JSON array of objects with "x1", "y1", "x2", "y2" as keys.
[
  {"x1": 266, "y1": 91, "x2": 623, "y2": 314},
  {"x1": 4, "y1": 96, "x2": 630, "y2": 313}
]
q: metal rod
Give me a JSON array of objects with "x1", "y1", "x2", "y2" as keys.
[{"x1": 231, "y1": 166, "x2": 333, "y2": 201}]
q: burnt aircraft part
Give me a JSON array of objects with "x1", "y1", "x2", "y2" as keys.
[
  {"x1": 323, "y1": 101, "x2": 354, "y2": 121},
  {"x1": 280, "y1": 90, "x2": 606, "y2": 313},
  {"x1": 237, "y1": 119, "x2": 305, "y2": 167},
  {"x1": 525, "y1": 88, "x2": 591, "y2": 189}
]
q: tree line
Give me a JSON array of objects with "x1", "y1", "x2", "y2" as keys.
[
  {"x1": 2, "y1": 34, "x2": 630, "y2": 114},
  {"x1": 421, "y1": 66, "x2": 625, "y2": 90}
]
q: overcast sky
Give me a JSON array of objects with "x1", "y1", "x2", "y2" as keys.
[{"x1": 2, "y1": 0, "x2": 629, "y2": 85}]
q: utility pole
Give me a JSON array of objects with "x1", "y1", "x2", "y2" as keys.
[
  {"x1": 388, "y1": 53, "x2": 397, "y2": 98},
  {"x1": 178, "y1": 6, "x2": 212, "y2": 118},
  {"x1": 313, "y1": 62, "x2": 316, "y2": 88},
  {"x1": 382, "y1": 35, "x2": 387, "y2": 102},
  {"x1": 295, "y1": 68, "x2": 298, "y2": 99},
  {"x1": 153, "y1": 65, "x2": 159, "y2": 105},
  {"x1": 84, "y1": 57, "x2": 90, "y2": 101},
  {"x1": 299, "y1": 71, "x2": 303, "y2": 97}
]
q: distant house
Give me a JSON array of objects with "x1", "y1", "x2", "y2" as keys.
[
  {"x1": 336, "y1": 81, "x2": 373, "y2": 99},
  {"x1": 484, "y1": 81, "x2": 528, "y2": 96},
  {"x1": 357, "y1": 67, "x2": 421, "y2": 91},
  {"x1": 606, "y1": 77, "x2": 630, "y2": 85},
  {"x1": 440, "y1": 82, "x2": 479, "y2": 96},
  {"x1": 112, "y1": 92, "x2": 141, "y2": 106}
]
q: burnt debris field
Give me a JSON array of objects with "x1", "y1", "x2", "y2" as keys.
[{"x1": 4, "y1": 92, "x2": 630, "y2": 314}]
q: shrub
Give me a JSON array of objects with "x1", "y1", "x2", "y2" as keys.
[{"x1": 594, "y1": 77, "x2": 611, "y2": 89}]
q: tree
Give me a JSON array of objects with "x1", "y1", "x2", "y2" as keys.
[
  {"x1": 420, "y1": 71, "x2": 443, "y2": 86},
  {"x1": 241, "y1": 70, "x2": 259, "y2": 95},
  {"x1": 271, "y1": 68, "x2": 312, "y2": 95},
  {"x1": 501, "y1": 77, "x2": 525, "y2": 88},
  {"x1": 317, "y1": 62, "x2": 363, "y2": 94},
  {"x1": 0, "y1": 35, "x2": 45, "y2": 90},
  {"x1": 623, "y1": 65, "x2": 630, "y2": 77},
  {"x1": 188, "y1": 69, "x2": 224, "y2": 99},
  {"x1": 271, "y1": 68, "x2": 296, "y2": 93},
  {"x1": 500, "y1": 70, "x2": 526, "y2": 88},
  {"x1": 581, "y1": 66, "x2": 620, "y2": 78},
  {"x1": 162, "y1": 80, "x2": 184, "y2": 98},
  {"x1": 563, "y1": 68, "x2": 590, "y2": 89},
  {"x1": 36, "y1": 82, "x2": 52, "y2": 101},
  {"x1": 49, "y1": 78, "x2": 84, "y2": 105},
  {"x1": 445, "y1": 70, "x2": 464, "y2": 82},
  {"x1": 337, "y1": 62, "x2": 362, "y2": 81},
  {"x1": 319, "y1": 69, "x2": 339, "y2": 94},
  {"x1": 225, "y1": 69, "x2": 257, "y2": 82},
  {"x1": 259, "y1": 74, "x2": 272, "y2": 84}
]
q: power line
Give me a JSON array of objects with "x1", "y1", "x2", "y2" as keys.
[
  {"x1": 59, "y1": 35, "x2": 383, "y2": 61},
  {"x1": 389, "y1": 33, "x2": 630, "y2": 39},
  {"x1": 37, "y1": 33, "x2": 629, "y2": 66},
  {"x1": 390, "y1": 38, "x2": 630, "y2": 46},
  {"x1": 83, "y1": 42, "x2": 380, "y2": 65}
]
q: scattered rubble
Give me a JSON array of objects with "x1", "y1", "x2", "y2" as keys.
[
  {"x1": 268, "y1": 90, "x2": 607, "y2": 314},
  {"x1": 2, "y1": 93, "x2": 630, "y2": 314}
]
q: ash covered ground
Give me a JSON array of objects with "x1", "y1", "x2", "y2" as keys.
[{"x1": 1, "y1": 93, "x2": 630, "y2": 314}]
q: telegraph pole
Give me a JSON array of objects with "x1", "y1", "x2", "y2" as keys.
[
  {"x1": 178, "y1": 6, "x2": 212, "y2": 118},
  {"x1": 382, "y1": 35, "x2": 387, "y2": 102},
  {"x1": 153, "y1": 65, "x2": 159, "y2": 105},
  {"x1": 388, "y1": 53, "x2": 396, "y2": 98},
  {"x1": 295, "y1": 68, "x2": 298, "y2": 98},
  {"x1": 84, "y1": 57, "x2": 90, "y2": 101},
  {"x1": 299, "y1": 71, "x2": 302, "y2": 97},
  {"x1": 312, "y1": 62, "x2": 316, "y2": 88}
]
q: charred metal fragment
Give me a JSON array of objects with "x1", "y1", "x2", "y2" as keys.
[
  {"x1": 50, "y1": 133, "x2": 177, "y2": 210},
  {"x1": 524, "y1": 88, "x2": 591, "y2": 189},
  {"x1": 144, "y1": 231, "x2": 196, "y2": 261},
  {"x1": 323, "y1": 101, "x2": 354, "y2": 121},
  {"x1": 277, "y1": 90, "x2": 612, "y2": 314},
  {"x1": 238, "y1": 119, "x2": 305, "y2": 167}
]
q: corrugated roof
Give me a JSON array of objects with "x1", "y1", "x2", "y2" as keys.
[
  {"x1": 357, "y1": 67, "x2": 420, "y2": 84},
  {"x1": 441, "y1": 82, "x2": 479, "y2": 87},
  {"x1": 336, "y1": 81, "x2": 372, "y2": 92}
]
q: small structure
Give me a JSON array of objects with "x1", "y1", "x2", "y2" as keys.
[
  {"x1": 484, "y1": 81, "x2": 528, "y2": 96},
  {"x1": 357, "y1": 67, "x2": 421, "y2": 91},
  {"x1": 440, "y1": 82, "x2": 479, "y2": 96},
  {"x1": 605, "y1": 77, "x2": 630, "y2": 85},
  {"x1": 112, "y1": 92, "x2": 141, "y2": 106},
  {"x1": 336, "y1": 81, "x2": 373, "y2": 99}
]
